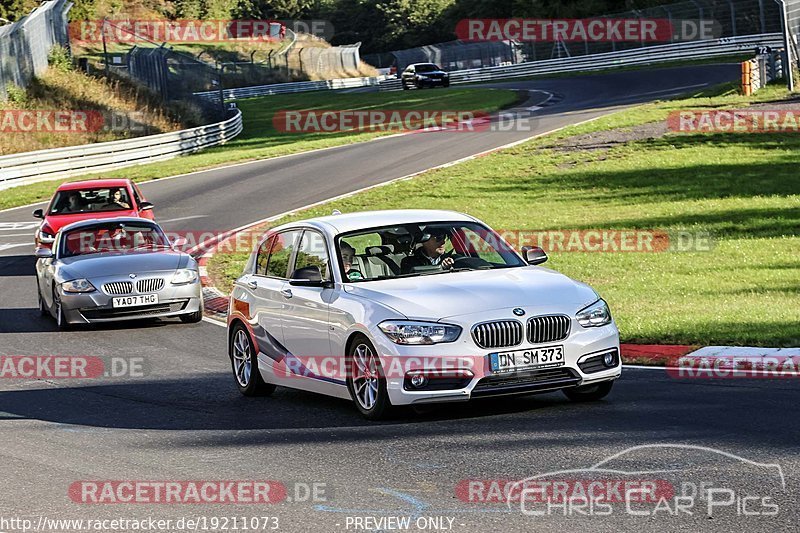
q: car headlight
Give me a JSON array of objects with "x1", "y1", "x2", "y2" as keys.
[
  {"x1": 37, "y1": 224, "x2": 55, "y2": 243},
  {"x1": 416, "y1": 75, "x2": 428, "y2": 79},
  {"x1": 378, "y1": 320, "x2": 461, "y2": 345},
  {"x1": 62, "y1": 279, "x2": 96, "y2": 293},
  {"x1": 171, "y1": 268, "x2": 198, "y2": 285},
  {"x1": 576, "y1": 299, "x2": 612, "y2": 327}
]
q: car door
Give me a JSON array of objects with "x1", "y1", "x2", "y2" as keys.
[
  {"x1": 247, "y1": 230, "x2": 302, "y2": 365},
  {"x1": 279, "y1": 229, "x2": 338, "y2": 388}
]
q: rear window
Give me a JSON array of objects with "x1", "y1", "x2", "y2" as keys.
[{"x1": 49, "y1": 187, "x2": 132, "y2": 215}]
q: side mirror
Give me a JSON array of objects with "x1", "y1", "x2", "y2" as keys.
[
  {"x1": 172, "y1": 237, "x2": 188, "y2": 248},
  {"x1": 32, "y1": 209, "x2": 44, "y2": 219},
  {"x1": 35, "y1": 247, "x2": 53, "y2": 259},
  {"x1": 521, "y1": 246, "x2": 548, "y2": 265},
  {"x1": 289, "y1": 265, "x2": 331, "y2": 287},
  {"x1": 139, "y1": 201, "x2": 154, "y2": 211}
]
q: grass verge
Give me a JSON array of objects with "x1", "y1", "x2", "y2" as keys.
[
  {"x1": 1, "y1": 88, "x2": 518, "y2": 211},
  {"x1": 207, "y1": 82, "x2": 799, "y2": 347}
]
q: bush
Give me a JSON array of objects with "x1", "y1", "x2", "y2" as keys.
[
  {"x1": 4, "y1": 83, "x2": 27, "y2": 105},
  {"x1": 48, "y1": 45, "x2": 73, "y2": 73}
]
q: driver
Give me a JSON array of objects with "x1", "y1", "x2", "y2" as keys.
[
  {"x1": 401, "y1": 228, "x2": 454, "y2": 274},
  {"x1": 340, "y1": 241, "x2": 363, "y2": 281}
]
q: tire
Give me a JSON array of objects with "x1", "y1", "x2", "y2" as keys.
[
  {"x1": 230, "y1": 323, "x2": 275, "y2": 396},
  {"x1": 52, "y1": 285, "x2": 69, "y2": 330},
  {"x1": 346, "y1": 335, "x2": 393, "y2": 420},
  {"x1": 402, "y1": 81, "x2": 409, "y2": 90},
  {"x1": 562, "y1": 380, "x2": 614, "y2": 402},
  {"x1": 179, "y1": 310, "x2": 203, "y2": 323}
]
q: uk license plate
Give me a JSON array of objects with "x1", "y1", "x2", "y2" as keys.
[
  {"x1": 112, "y1": 294, "x2": 158, "y2": 308},
  {"x1": 489, "y1": 345, "x2": 565, "y2": 373}
]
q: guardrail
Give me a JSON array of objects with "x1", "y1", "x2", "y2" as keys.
[
  {"x1": 379, "y1": 34, "x2": 785, "y2": 90},
  {"x1": 195, "y1": 75, "x2": 389, "y2": 101},
  {"x1": 0, "y1": 109, "x2": 243, "y2": 191}
]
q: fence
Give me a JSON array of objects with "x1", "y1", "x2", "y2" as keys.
[
  {"x1": 0, "y1": 108, "x2": 242, "y2": 190},
  {"x1": 516, "y1": 0, "x2": 782, "y2": 62},
  {"x1": 368, "y1": 40, "x2": 517, "y2": 75},
  {"x1": 379, "y1": 34, "x2": 784, "y2": 90},
  {"x1": 365, "y1": 0, "x2": 783, "y2": 74},
  {"x1": 0, "y1": 0, "x2": 71, "y2": 101}
]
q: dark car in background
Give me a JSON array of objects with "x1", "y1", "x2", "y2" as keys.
[{"x1": 401, "y1": 63, "x2": 450, "y2": 89}]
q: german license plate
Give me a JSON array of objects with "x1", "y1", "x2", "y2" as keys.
[
  {"x1": 489, "y1": 345, "x2": 565, "y2": 373},
  {"x1": 112, "y1": 294, "x2": 158, "y2": 308}
]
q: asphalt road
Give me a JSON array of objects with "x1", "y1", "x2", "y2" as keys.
[{"x1": 2, "y1": 64, "x2": 798, "y2": 532}]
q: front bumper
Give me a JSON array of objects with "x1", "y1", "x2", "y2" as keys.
[
  {"x1": 416, "y1": 77, "x2": 449, "y2": 87},
  {"x1": 369, "y1": 322, "x2": 620, "y2": 406},
  {"x1": 59, "y1": 281, "x2": 202, "y2": 324}
]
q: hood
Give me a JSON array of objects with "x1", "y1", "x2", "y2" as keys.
[
  {"x1": 45, "y1": 209, "x2": 138, "y2": 233},
  {"x1": 344, "y1": 266, "x2": 598, "y2": 320},
  {"x1": 58, "y1": 250, "x2": 189, "y2": 280}
]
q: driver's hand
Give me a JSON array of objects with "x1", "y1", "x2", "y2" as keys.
[{"x1": 442, "y1": 256, "x2": 455, "y2": 269}]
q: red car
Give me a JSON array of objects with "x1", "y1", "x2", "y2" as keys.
[{"x1": 33, "y1": 179, "x2": 156, "y2": 249}]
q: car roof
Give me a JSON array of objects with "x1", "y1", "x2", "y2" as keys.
[
  {"x1": 56, "y1": 179, "x2": 132, "y2": 191},
  {"x1": 275, "y1": 209, "x2": 478, "y2": 236},
  {"x1": 59, "y1": 216, "x2": 158, "y2": 233}
]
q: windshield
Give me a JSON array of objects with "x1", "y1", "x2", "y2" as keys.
[
  {"x1": 337, "y1": 221, "x2": 524, "y2": 282},
  {"x1": 59, "y1": 221, "x2": 170, "y2": 258},
  {"x1": 415, "y1": 64, "x2": 441, "y2": 72},
  {"x1": 49, "y1": 187, "x2": 133, "y2": 215}
]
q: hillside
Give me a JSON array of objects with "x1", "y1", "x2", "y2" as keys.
[{"x1": 0, "y1": 47, "x2": 188, "y2": 156}]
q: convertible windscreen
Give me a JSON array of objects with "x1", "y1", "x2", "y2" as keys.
[
  {"x1": 337, "y1": 222, "x2": 525, "y2": 282},
  {"x1": 49, "y1": 187, "x2": 133, "y2": 215},
  {"x1": 60, "y1": 222, "x2": 170, "y2": 258}
]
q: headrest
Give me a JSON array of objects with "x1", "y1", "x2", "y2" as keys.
[{"x1": 365, "y1": 245, "x2": 394, "y2": 256}]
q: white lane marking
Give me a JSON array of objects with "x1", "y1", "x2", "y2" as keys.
[
  {"x1": 158, "y1": 215, "x2": 209, "y2": 224},
  {"x1": 0, "y1": 222, "x2": 38, "y2": 231},
  {"x1": 625, "y1": 83, "x2": 709, "y2": 98},
  {"x1": 203, "y1": 316, "x2": 225, "y2": 327},
  {"x1": 0, "y1": 233, "x2": 34, "y2": 237},
  {"x1": 526, "y1": 106, "x2": 543, "y2": 112},
  {"x1": 0, "y1": 243, "x2": 30, "y2": 252}
]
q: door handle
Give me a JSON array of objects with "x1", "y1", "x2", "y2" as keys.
[{"x1": 280, "y1": 288, "x2": 293, "y2": 298}]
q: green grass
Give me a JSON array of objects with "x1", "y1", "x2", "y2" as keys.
[
  {"x1": 0, "y1": 88, "x2": 519, "y2": 211},
  {"x1": 207, "y1": 83, "x2": 799, "y2": 347}
]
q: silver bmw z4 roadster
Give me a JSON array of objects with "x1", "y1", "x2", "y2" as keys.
[{"x1": 34, "y1": 218, "x2": 203, "y2": 328}]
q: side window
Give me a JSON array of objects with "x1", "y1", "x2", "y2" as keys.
[
  {"x1": 266, "y1": 230, "x2": 301, "y2": 279},
  {"x1": 293, "y1": 231, "x2": 330, "y2": 280},
  {"x1": 255, "y1": 235, "x2": 275, "y2": 275}
]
